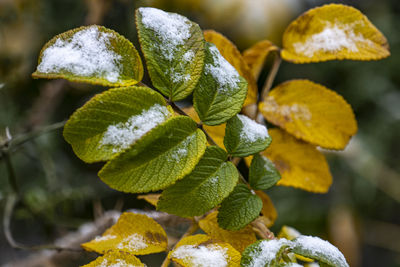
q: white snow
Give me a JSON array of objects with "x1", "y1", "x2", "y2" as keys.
[
  {"x1": 171, "y1": 244, "x2": 229, "y2": 267},
  {"x1": 93, "y1": 234, "x2": 117, "y2": 242},
  {"x1": 205, "y1": 45, "x2": 240, "y2": 94},
  {"x1": 99, "y1": 259, "x2": 140, "y2": 267},
  {"x1": 170, "y1": 134, "x2": 194, "y2": 161},
  {"x1": 117, "y1": 233, "x2": 148, "y2": 251},
  {"x1": 293, "y1": 22, "x2": 372, "y2": 57},
  {"x1": 37, "y1": 26, "x2": 122, "y2": 82},
  {"x1": 293, "y1": 235, "x2": 349, "y2": 267},
  {"x1": 172, "y1": 72, "x2": 191, "y2": 83},
  {"x1": 246, "y1": 238, "x2": 291, "y2": 267},
  {"x1": 139, "y1": 7, "x2": 191, "y2": 61},
  {"x1": 263, "y1": 96, "x2": 312, "y2": 123},
  {"x1": 183, "y1": 50, "x2": 195, "y2": 62},
  {"x1": 237, "y1": 114, "x2": 269, "y2": 142},
  {"x1": 101, "y1": 104, "x2": 170, "y2": 153}
]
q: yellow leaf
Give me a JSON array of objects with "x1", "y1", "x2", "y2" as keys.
[
  {"x1": 81, "y1": 251, "x2": 144, "y2": 267},
  {"x1": 242, "y1": 40, "x2": 279, "y2": 80},
  {"x1": 183, "y1": 106, "x2": 226, "y2": 149},
  {"x1": 262, "y1": 128, "x2": 332, "y2": 193},
  {"x1": 137, "y1": 194, "x2": 160, "y2": 207},
  {"x1": 169, "y1": 234, "x2": 241, "y2": 267},
  {"x1": 255, "y1": 191, "x2": 277, "y2": 227},
  {"x1": 281, "y1": 4, "x2": 390, "y2": 63},
  {"x1": 259, "y1": 80, "x2": 357, "y2": 150},
  {"x1": 204, "y1": 30, "x2": 257, "y2": 106},
  {"x1": 81, "y1": 212, "x2": 167, "y2": 255},
  {"x1": 198, "y1": 211, "x2": 257, "y2": 252}
]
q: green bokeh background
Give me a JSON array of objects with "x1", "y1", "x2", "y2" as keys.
[{"x1": 0, "y1": 0, "x2": 399, "y2": 266}]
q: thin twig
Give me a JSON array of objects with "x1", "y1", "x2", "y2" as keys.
[
  {"x1": 3, "y1": 194, "x2": 83, "y2": 252},
  {"x1": 260, "y1": 52, "x2": 282, "y2": 100},
  {"x1": 161, "y1": 220, "x2": 199, "y2": 267},
  {"x1": 0, "y1": 121, "x2": 65, "y2": 154}
]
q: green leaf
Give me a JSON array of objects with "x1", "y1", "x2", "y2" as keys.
[
  {"x1": 217, "y1": 184, "x2": 262, "y2": 231},
  {"x1": 291, "y1": 236, "x2": 349, "y2": 267},
  {"x1": 224, "y1": 114, "x2": 272, "y2": 157},
  {"x1": 136, "y1": 7, "x2": 205, "y2": 101},
  {"x1": 98, "y1": 116, "x2": 207, "y2": 193},
  {"x1": 240, "y1": 239, "x2": 292, "y2": 267},
  {"x1": 157, "y1": 146, "x2": 238, "y2": 217},
  {"x1": 249, "y1": 154, "x2": 281, "y2": 190},
  {"x1": 33, "y1": 25, "x2": 143, "y2": 87},
  {"x1": 193, "y1": 42, "x2": 248, "y2": 126},
  {"x1": 63, "y1": 86, "x2": 172, "y2": 163}
]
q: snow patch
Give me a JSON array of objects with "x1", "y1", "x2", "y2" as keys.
[
  {"x1": 183, "y1": 50, "x2": 195, "y2": 62},
  {"x1": 139, "y1": 7, "x2": 191, "y2": 61},
  {"x1": 264, "y1": 96, "x2": 312, "y2": 123},
  {"x1": 170, "y1": 134, "x2": 194, "y2": 161},
  {"x1": 93, "y1": 234, "x2": 117, "y2": 242},
  {"x1": 205, "y1": 45, "x2": 241, "y2": 94},
  {"x1": 37, "y1": 26, "x2": 122, "y2": 82},
  {"x1": 101, "y1": 104, "x2": 170, "y2": 153},
  {"x1": 117, "y1": 233, "x2": 148, "y2": 251},
  {"x1": 171, "y1": 244, "x2": 229, "y2": 267},
  {"x1": 237, "y1": 114, "x2": 269, "y2": 143},
  {"x1": 293, "y1": 22, "x2": 372, "y2": 57},
  {"x1": 99, "y1": 259, "x2": 140, "y2": 267},
  {"x1": 293, "y1": 235, "x2": 349, "y2": 267},
  {"x1": 246, "y1": 238, "x2": 291, "y2": 267}
]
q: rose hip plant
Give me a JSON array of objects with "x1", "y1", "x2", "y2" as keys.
[{"x1": 31, "y1": 4, "x2": 389, "y2": 267}]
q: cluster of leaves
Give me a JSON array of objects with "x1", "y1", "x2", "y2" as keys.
[{"x1": 32, "y1": 3, "x2": 389, "y2": 267}]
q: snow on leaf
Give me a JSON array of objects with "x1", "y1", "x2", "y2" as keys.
[
  {"x1": 81, "y1": 212, "x2": 167, "y2": 255},
  {"x1": 81, "y1": 251, "x2": 144, "y2": 267}
]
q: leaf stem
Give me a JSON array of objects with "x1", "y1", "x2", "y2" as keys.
[{"x1": 260, "y1": 52, "x2": 282, "y2": 100}]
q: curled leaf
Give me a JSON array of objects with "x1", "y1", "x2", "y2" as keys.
[
  {"x1": 204, "y1": 30, "x2": 257, "y2": 106},
  {"x1": 263, "y1": 128, "x2": 332, "y2": 193},
  {"x1": 33, "y1": 25, "x2": 143, "y2": 86},
  {"x1": 81, "y1": 212, "x2": 167, "y2": 255},
  {"x1": 242, "y1": 40, "x2": 279, "y2": 80},
  {"x1": 260, "y1": 80, "x2": 357, "y2": 150},
  {"x1": 281, "y1": 4, "x2": 390, "y2": 63}
]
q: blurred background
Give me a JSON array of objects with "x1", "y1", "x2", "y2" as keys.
[{"x1": 0, "y1": 0, "x2": 399, "y2": 266}]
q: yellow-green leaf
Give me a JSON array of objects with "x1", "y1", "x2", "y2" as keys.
[
  {"x1": 81, "y1": 212, "x2": 167, "y2": 255},
  {"x1": 198, "y1": 211, "x2": 256, "y2": 252},
  {"x1": 255, "y1": 190, "x2": 277, "y2": 227},
  {"x1": 33, "y1": 25, "x2": 143, "y2": 86},
  {"x1": 281, "y1": 4, "x2": 390, "y2": 63},
  {"x1": 81, "y1": 251, "x2": 144, "y2": 267},
  {"x1": 137, "y1": 194, "x2": 160, "y2": 207},
  {"x1": 168, "y1": 234, "x2": 241, "y2": 267},
  {"x1": 63, "y1": 86, "x2": 172, "y2": 163},
  {"x1": 136, "y1": 7, "x2": 205, "y2": 101},
  {"x1": 193, "y1": 42, "x2": 248, "y2": 126},
  {"x1": 99, "y1": 116, "x2": 207, "y2": 193},
  {"x1": 259, "y1": 80, "x2": 357, "y2": 150},
  {"x1": 204, "y1": 30, "x2": 257, "y2": 107},
  {"x1": 262, "y1": 128, "x2": 332, "y2": 193},
  {"x1": 242, "y1": 40, "x2": 279, "y2": 80}
]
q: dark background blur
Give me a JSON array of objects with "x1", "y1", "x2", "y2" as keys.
[{"x1": 0, "y1": 0, "x2": 399, "y2": 266}]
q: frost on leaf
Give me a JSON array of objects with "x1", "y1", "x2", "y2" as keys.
[
  {"x1": 101, "y1": 104, "x2": 170, "y2": 153},
  {"x1": 82, "y1": 251, "x2": 144, "y2": 267},
  {"x1": 241, "y1": 238, "x2": 291, "y2": 267},
  {"x1": 292, "y1": 236, "x2": 349, "y2": 267},
  {"x1": 224, "y1": 114, "x2": 271, "y2": 157},
  {"x1": 205, "y1": 45, "x2": 241, "y2": 95},
  {"x1": 168, "y1": 234, "x2": 241, "y2": 267},
  {"x1": 81, "y1": 212, "x2": 167, "y2": 255},
  {"x1": 281, "y1": 4, "x2": 390, "y2": 63},
  {"x1": 171, "y1": 244, "x2": 229, "y2": 267},
  {"x1": 138, "y1": 7, "x2": 191, "y2": 61},
  {"x1": 33, "y1": 25, "x2": 143, "y2": 86},
  {"x1": 237, "y1": 114, "x2": 269, "y2": 143}
]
